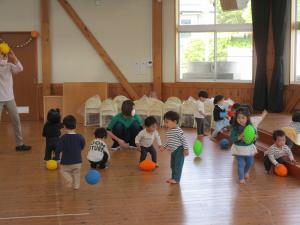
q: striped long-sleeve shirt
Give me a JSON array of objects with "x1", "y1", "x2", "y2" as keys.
[
  {"x1": 264, "y1": 144, "x2": 294, "y2": 166},
  {"x1": 163, "y1": 127, "x2": 189, "y2": 152}
]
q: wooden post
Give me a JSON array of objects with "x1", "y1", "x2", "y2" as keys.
[
  {"x1": 41, "y1": 0, "x2": 51, "y2": 96},
  {"x1": 152, "y1": 0, "x2": 163, "y2": 99},
  {"x1": 57, "y1": 0, "x2": 139, "y2": 100}
]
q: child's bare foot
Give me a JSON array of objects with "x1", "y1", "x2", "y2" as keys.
[
  {"x1": 239, "y1": 179, "x2": 246, "y2": 184},
  {"x1": 245, "y1": 172, "x2": 250, "y2": 180},
  {"x1": 167, "y1": 179, "x2": 178, "y2": 184}
]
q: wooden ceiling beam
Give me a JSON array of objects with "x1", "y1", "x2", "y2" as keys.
[{"x1": 57, "y1": 0, "x2": 139, "y2": 100}]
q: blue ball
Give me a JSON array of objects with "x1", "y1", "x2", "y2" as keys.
[
  {"x1": 85, "y1": 169, "x2": 100, "y2": 185},
  {"x1": 219, "y1": 138, "x2": 229, "y2": 150}
]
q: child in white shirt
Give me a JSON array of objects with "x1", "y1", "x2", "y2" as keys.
[
  {"x1": 87, "y1": 128, "x2": 110, "y2": 169},
  {"x1": 194, "y1": 91, "x2": 209, "y2": 140},
  {"x1": 135, "y1": 116, "x2": 162, "y2": 167}
]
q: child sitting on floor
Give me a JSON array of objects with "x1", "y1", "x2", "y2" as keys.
[
  {"x1": 135, "y1": 116, "x2": 162, "y2": 167},
  {"x1": 264, "y1": 130, "x2": 295, "y2": 174},
  {"x1": 211, "y1": 95, "x2": 230, "y2": 139},
  {"x1": 159, "y1": 111, "x2": 189, "y2": 184},
  {"x1": 87, "y1": 128, "x2": 110, "y2": 169}
]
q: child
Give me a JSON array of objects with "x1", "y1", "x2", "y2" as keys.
[
  {"x1": 59, "y1": 115, "x2": 85, "y2": 190},
  {"x1": 194, "y1": 91, "x2": 209, "y2": 139},
  {"x1": 230, "y1": 108, "x2": 257, "y2": 184},
  {"x1": 135, "y1": 116, "x2": 162, "y2": 167},
  {"x1": 264, "y1": 130, "x2": 295, "y2": 173},
  {"x1": 211, "y1": 95, "x2": 230, "y2": 138},
  {"x1": 42, "y1": 108, "x2": 63, "y2": 161},
  {"x1": 289, "y1": 111, "x2": 300, "y2": 133},
  {"x1": 159, "y1": 111, "x2": 189, "y2": 184},
  {"x1": 229, "y1": 103, "x2": 241, "y2": 126},
  {"x1": 87, "y1": 128, "x2": 110, "y2": 169}
]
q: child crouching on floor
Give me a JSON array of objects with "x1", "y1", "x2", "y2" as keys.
[
  {"x1": 264, "y1": 130, "x2": 295, "y2": 173},
  {"x1": 159, "y1": 111, "x2": 189, "y2": 184},
  {"x1": 135, "y1": 116, "x2": 162, "y2": 167},
  {"x1": 230, "y1": 108, "x2": 257, "y2": 184},
  {"x1": 87, "y1": 128, "x2": 110, "y2": 169}
]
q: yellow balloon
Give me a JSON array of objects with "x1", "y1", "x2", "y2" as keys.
[
  {"x1": 0, "y1": 42, "x2": 10, "y2": 55},
  {"x1": 46, "y1": 160, "x2": 58, "y2": 170}
]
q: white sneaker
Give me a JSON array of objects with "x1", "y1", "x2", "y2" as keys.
[
  {"x1": 111, "y1": 146, "x2": 120, "y2": 151},
  {"x1": 129, "y1": 146, "x2": 137, "y2": 150}
]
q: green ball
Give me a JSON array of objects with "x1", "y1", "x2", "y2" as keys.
[
  {"x1": 193, "y1": 140, "x2": 203, "y2": 156},
  {"x1": 244, "y1": 125, "x2": 256, "y2": 144}
]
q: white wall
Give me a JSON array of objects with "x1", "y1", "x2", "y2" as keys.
[{"x1": 0, "y1": 0, "x2": 176, "y2": 83}]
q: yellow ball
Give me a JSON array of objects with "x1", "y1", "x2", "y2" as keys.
[
  {"x1": 0, "y1": 42, "x2": 10, "y2": 55},
  {"x1": 46, "y1": 160, "x2": 58, "y2": 170}
]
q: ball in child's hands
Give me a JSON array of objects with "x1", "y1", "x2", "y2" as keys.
[{"x1": 0, "y1": 42, "x2": 10, "y2": 55}]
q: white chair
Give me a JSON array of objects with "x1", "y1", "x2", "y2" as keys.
[
  {"x1": 134, "y1": 96, "x2": 150, "y2": 122},
  {"x1": 113, "y1": 95, "x2": 129, "y2": 113},
  {"x1": 163, "y1": 100, "x2": 182, "y2": 125},
  {"x1": 204, "y1": 98, "x2": 215, "y2": 129},
  {"x1": 99, "y1": 99, "x2": 118, "y2": 127},
  {"x1": 181, "y1": 99, "x2": 197, "y2": 128},
  {"x1": 84, "y1": 95, "x2": 101, "y2": 127},
  {"x1": 166, "y1": 96, "x2": 182, "y2": 105},
  {"x1": 148, "y1": 98, "x2": 164, "y2": 126}
]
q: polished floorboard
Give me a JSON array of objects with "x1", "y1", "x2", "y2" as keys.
[{"x1": 0, "y1": 120, "x2": 300, "y2": 225}]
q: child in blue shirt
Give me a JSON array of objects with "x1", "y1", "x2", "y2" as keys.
[{"x1": 59, "y1": 115, "x2": 85, "y2": 189}]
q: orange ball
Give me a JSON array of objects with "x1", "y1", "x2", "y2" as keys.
[
  {"x1": 274, "y1": 164, "x2": 288, "y2": 177},
  {"x1": 139, "y1": 159, "x2": 156, "y2": 171},
  {"x1": 31, "y1": 30, "x2": 39, "y2": 38}
]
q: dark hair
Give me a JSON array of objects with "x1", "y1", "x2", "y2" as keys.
[
  {"x1": 63, "y1": 115, "x2": 76, "y2": 129},
  {"x1": 47, "y1": 108, "x2": 61, "y2": 124},
  {"x1": 198, "y1": 90, "x2": 208, "y2": 98},
  {"x1": 272, "y1": 130, "x2": 285, "y2": 141},
  {"x1": 94, "y1": 128, "x2": 107, "y2": 139},
  {"x1": 213, "y1": 95, "x2": 224, "y2": 104},
  {"x1": 144, "y1": 116, "x2": 157, "y2": 127},
  {"x1": 232, "y1": 108, "x2": 251, "y2": 127},
  {"x1": 292, "y1": 111, "x2": 300, "y2": 123},
  {"x1": 121, "y1": 100, "x2": 134, "y2": 117},
  {"x1": 163, "y1": 111, "x2": 180, "y2": 124},
  {"x1": 232, "y1": 103, "x2": 241, "y2": 110}
]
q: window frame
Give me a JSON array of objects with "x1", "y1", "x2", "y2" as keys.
[
  {"x1": 291, "y1": 0, "x2": 300, "y2": 84},
  {"x1": 176, "y1": 0, "x2": 254, "y2": 83}
]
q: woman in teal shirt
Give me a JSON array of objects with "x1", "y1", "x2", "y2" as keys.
[{"x1": 107, "y1": 100, "x2": 142, "y2": 150}]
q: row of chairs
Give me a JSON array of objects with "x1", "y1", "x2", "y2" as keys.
[{"x1": 84, "y1": 95, "x2": 216, "y2": 128}]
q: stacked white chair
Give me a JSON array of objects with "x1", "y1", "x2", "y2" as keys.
[
  {"x1": 204, "y1": 98, "x2": 215, "y2": 129},
  {"x1": 99, "y1": 99, "x2": 118, "y2": 127},
  {"x1": 163, "y1": 97, "x2": 182, "y2": 125},
  {"x1": 148, "y1": 98, "x2": 164, "y2": 126},
  {"x1": 113, "y1": 95, "x2": 129, "y2": 113},
  {"x1": 134, "y1": 95, "x2": 150, "y2": 122},
  {"x1": 181, "y1": 98, "x2": 197, "y2": 128},
  {"x1": 84, "y1": 95, "x2": 101, "y2": 127}
]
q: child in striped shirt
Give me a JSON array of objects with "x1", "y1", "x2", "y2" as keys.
[
  {"x1": 159, "y1": 111, "x2": 189, "y2": 184},
  {"x1": 135, "y1": 116, "x2": 162, "y2": 167},
  {"x1": 264, "y1": 130, "x2": 295, "y2": 173}
]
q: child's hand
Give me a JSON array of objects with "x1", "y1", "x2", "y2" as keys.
[
  {"x1": 238, "y1": 133, "x2": 244, "y2": 141},
  {"x1": 136, "y1": 146, "x2": 141, "y2": 152},
  {"x1": 118, "y1": 139, "x2": 129, "y2": 148},
  {"x1": 275, "y1": 163, "x2": 282, "y2": 167},
  {"x1": 159, "y1": 146, "x2": 165, "y2": 152},
  {"x1": 291, "y1": 159, "x2": 296, "y2": 165},
  {"x1": 183, "y1": 149, "x2": 189, "y2": 156}
]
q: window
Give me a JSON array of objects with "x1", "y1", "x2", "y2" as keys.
[
  {"x1": 294, "y1": 0, "x2": 300, "y2": 82},
  {"x1": 178, "y1": 0, "x2": 253, "y2": 81}
]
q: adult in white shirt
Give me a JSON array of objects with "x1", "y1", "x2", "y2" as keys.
[{"x1": 0, "y1": 49, "x2": 31, "y2": 151}]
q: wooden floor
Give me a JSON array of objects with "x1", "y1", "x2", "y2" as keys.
[{"x1": 1, "y1": 119, "x2": 300, "y2": 225}]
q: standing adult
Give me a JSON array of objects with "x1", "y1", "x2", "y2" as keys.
[{"x1": 0, "y1": 49, "x2": 31, "y2": 151}]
